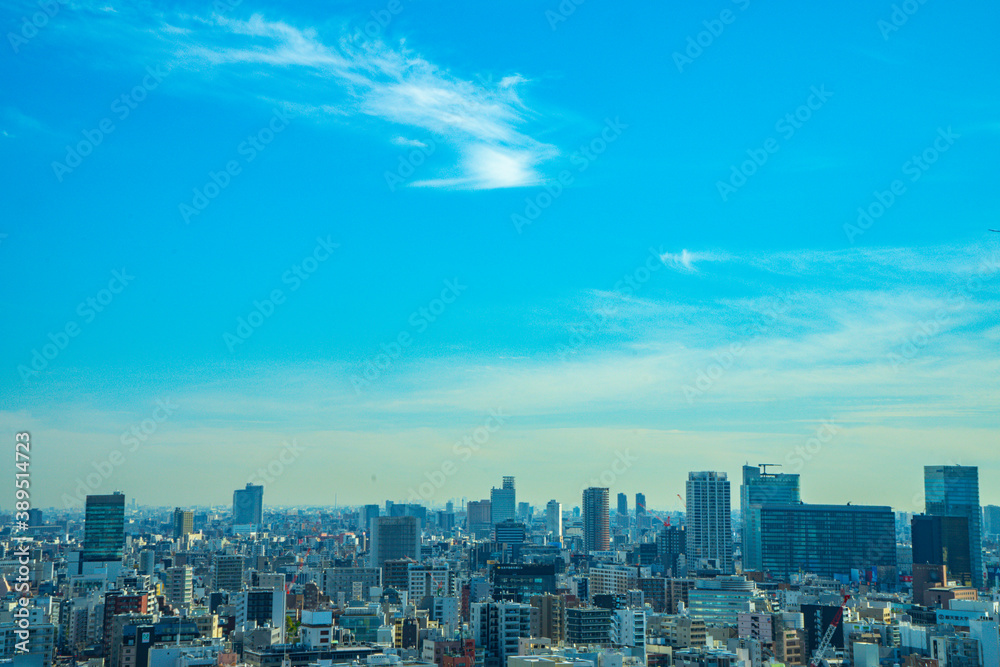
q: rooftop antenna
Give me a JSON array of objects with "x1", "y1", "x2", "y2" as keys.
[{"x1": 759, "y1": 463, "x2": 781, "y2": 476}]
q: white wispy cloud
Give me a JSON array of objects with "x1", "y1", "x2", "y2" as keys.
[
  {"x1": 170, "y1": 12, "x2": 557, "y2": 189},
  {"x1": 392, "y1": 136, "x2": 428, "y2": 149},
  {"x1": 659, "y1": 249, "x2": 730, "y2": 272}
]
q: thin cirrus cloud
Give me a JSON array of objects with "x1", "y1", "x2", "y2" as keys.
[
  {"x1": 174, "y1": 12, "x2": 558, "y2": 189},
  {"x1": 659, "y1": 249, "x2": 731, "y2": 272}
]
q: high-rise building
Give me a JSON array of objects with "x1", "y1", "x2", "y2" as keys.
[
  {"x1": 470, "y1": 601, "x2": 537, "y2": 667},
  {"x1": 490, "y1": 476, "x2": 516, "y2": 525},
  {"x1": 235, "y1": 588, "x2": 286, "y2": 641},
  {"x1": 102, "y1": 590, "x2": 149, "y2": 658},
  {"x1": 741, "y1": 465, "x2": 800, "y2": 572},
  {"x1": 233, "y1": 483, "x2": 263, "y2": 528},
  {"x1": 912, "y1": 514, "x2": 972, "y2": 586},
  {"x1": 213, "y1": 554, "x2": 246, "y2": 591},
  {"x1": 753, "y1": 503, "x2": 897, "y2": 581},
  {"x1": 983, "y1": 505, "x2": 1000, "y2": 537},
  {"x1": 565, "y1": 606, "x2": 612, "y2": 645},
  {"x1": 369, "y1": 516, "x2": 421, "y2": 568},
  {"x1": 617, "y1": 493, "x2": 628, "y2": 528},
  {"x1": 467, "y1": 500, "x2": 492, "y2": 538},
  {"x1": 657, "y1": 525, "x2": 687, "y2": 576},
  {"x1": 494, "y1": 519, "x2": 527, "y2": 548},
  {"x1": 545, "y1": 500, "x2": 562, "y2": 540},
  {"x1": 83, "y1": 493, "x2": 125, "y2": 564},
  {"x1": 138, "y1": 550, "x2": 155, "y2": 575},
  {"x1": 636, "y1": 493, "x2": 647, "y2": 523},
  {"x1": 361, "y1": 504, "x2": 381, "y2": 532},
  {"x1": 583, "y1": 487, "x2": 610, "y2": 552},
  {"x1": 408, "y1": 563, "x2": 456, "y2": 599},
  {"x1": 925, "y1": 465, "x2": 982, "y2": 588},
  {"x1": 686, "y1": 471, "x2": 733, "y2": 574},
  {"x1": 530, "y1": 594, "x2": 565, "y2": 642},
  {"x1": 172, "y1": 508, "x2": 194, "y2": 539},
  {"x1": 166, "y1": 565, "x2": 193, "y2": 606}
]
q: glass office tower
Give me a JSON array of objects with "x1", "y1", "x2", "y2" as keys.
[
  {"x1": 925, "y1": 465, "x2": 982, "y2": 588},
  {"x1": 83, "y1": 492, "x2": 125, "y2": 563},
  {"x1": 741, "y1": 465, "x2": 800, "y2": 572}
]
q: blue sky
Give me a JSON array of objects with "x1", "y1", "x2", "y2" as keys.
[{"x1": 2, "y1": 0, "x2": 999, "y2": 511}]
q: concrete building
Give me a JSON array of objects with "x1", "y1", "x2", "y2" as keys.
[
  {"x1": 299, "y1": 609, "x2": 333, "y2": 648},
  {"x1": 369, "y1": 516, "x2": 421, "y2": 569},
  {"x1": 589, "y1": 565, "x2": 638, "y2": 598},
  {"x1": 661, "y1": 615, "x2": 707, "y2": 649},
  {"x1": 213, "y1": 554, "x2": 245, "y2": 592},
  {"x1": 323, "y1": 567, "x2": 381, "y2": 600},
  {"x1": 685, "y1": 472, "x2": 732, "y2": 574},
  {"x1": 471, "y1": 601, "x2": 538, "y2": 667},
  {"x1": 409, "y1": 563, "x2": 456, "y2": 599},
  {"x1": 234, "y1": 588, "x2": 285, "y2": 642},
  {"x1": 610, "y1": 608, "x2": 645, "y2": 648},
  {"x1": 468, "y1": 500, "x2": 493, "y2": 538},
  {"x1": 165, "y1": 565, "x2": 193, "y2": 607},
  {"x1": 530, "y1": 594, "x2": 566, "y2": 642},
  {"x1": 564, "y1": 607, "x2": 611, "y2": 646},
  {"x1": 687, "y1": 577, "x2": 759, "y2": 626},
  {"x1": 582, "y1": 488, "x2": 610, "y2": 553},
  {"x1": 172, "y1": 509, "x2": 194, "y2": 538}
]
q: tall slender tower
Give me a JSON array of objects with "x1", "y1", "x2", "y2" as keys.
[
  {"x1": 685, "y1": 471, "x2": 733, "y2": 574},
  {"x1": 582, "y1": 487, "x2": 610, "y2": 552},
  {"x1": 925, "y1": 465, "x2": 982, "y2": 588},
  {"x1": 617, "y1": 493, "x2": 628, "y2": 528},
  {"x1": 546, "y1": 500, "x2": 563, "y2": 540}
]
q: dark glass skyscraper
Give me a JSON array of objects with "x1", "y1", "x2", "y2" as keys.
[
  {"x1": 233, "y1": 483, "x2": 264, "y2": 528},
  {"x1": 741, "y1": 465, "x2": 800, "y2": 572},
  {"x1": 83, "y1": 493, "x2": 125, "y2": 563},
  {"x1": 754, "y1": 503, "x2": 896, "y2": 581},
  {"x1": 925, "y1": 465, "x2": 982, "y2": 588},
  {"x1": 912, "y1": 514, "x2": 972, "y2": 586}
]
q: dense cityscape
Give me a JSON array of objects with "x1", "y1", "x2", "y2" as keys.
[
  {"x1": 1, "y1": 464, "x2": 997, "y2": 667},
  {"x1": 4, "y1": 2, "x2": 999, "y2": 667}
]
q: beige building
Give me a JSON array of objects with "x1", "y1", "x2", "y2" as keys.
[{"x1": 660, "y1": 616, "x2": 706, "y2": 648}]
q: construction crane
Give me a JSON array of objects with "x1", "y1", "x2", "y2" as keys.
[
  {"x1": 808, "y1": 593, "x2": 850, "y2": 667},
  {"x1": 759, "y1": 463, "x2": 782, "y2": 476}
]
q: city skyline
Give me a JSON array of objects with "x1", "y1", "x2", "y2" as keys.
[{"x1": 5, "y1": 2, "x2": 1000, "y2": 666}]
